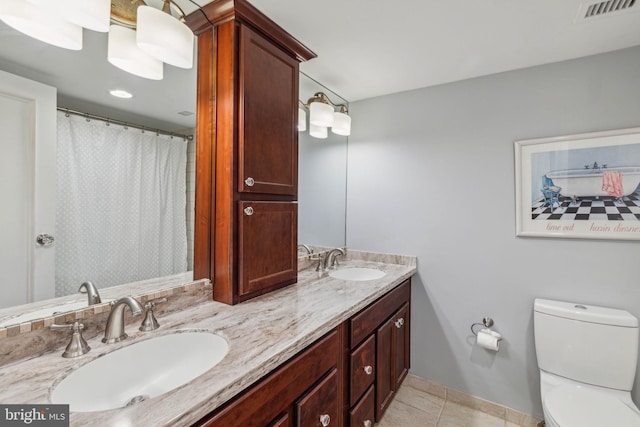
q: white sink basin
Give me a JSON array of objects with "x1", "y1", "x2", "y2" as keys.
[
  {"x1": 51, "y1": 331, "x2": 228, "y2": 412},
  {"x1": 329, "y1": 267, "x2": 386, "y2": 281}
]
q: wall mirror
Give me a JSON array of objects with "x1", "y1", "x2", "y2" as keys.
[
  {"x1": 298, "y1": 73, "x2": 348, "y2": 254},
  {"x1": 0, "y1": 17, "x2": 197, "y2": 326}
]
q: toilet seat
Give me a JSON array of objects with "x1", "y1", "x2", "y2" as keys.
[{"x1": 544, "y1": 385, "x2": 640, "y2": 427}]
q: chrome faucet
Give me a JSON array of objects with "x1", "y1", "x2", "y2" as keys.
[
  {"x1": 298, "y1": 244, "x2": 314, "y2": 255},
  {"x1": 102, "y1": 296, "x2": 144, "y2": 344},
  {"x1": 325, "y1": 248, "x2": 345, "y2": 270},
  {"x1": 78, "y1": 281, "x2": 102, "y2": 305}
]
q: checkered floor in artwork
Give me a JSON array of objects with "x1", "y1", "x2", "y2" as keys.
[{"x1": 532, "y1": 192, "x2": 640, "y2": 221}]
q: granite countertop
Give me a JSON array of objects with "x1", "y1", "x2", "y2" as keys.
[{"x1": 0, "y1": 252, "x2": 416, "y2": 427}]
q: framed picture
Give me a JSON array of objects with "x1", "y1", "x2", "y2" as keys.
[{"x1": 515, "y1": 127, "x2": 640, "y2": 240}]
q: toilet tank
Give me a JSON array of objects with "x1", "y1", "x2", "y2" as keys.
[{"x1": 534, "y1": 298, "x2": 639, "y2": 391}]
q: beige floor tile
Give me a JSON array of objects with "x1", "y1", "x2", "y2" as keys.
[
  {"x1": 404, "y1": 374, "x2": 447, "y2": 399},
  {"x1": 437, "y1": 401, "x2": 506, "y2": 427},
  {"x1": 506, "y1": 423, "x2": 523, "y2": 427},
  {"x1": 394, "y1": 383, "x2": 445, "y2": 417},
  {"x1": 377, "y1": 398, "x2": 440, "y2": 427}
]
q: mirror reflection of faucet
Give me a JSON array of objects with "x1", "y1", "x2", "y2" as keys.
[{"x1": 78, "y1": 281, "x2": 102, "y2": 305}]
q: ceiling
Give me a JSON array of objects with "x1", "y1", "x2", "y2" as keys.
[
  {"x1": 244, "y1": 0, "x2": 640, "y2": 102},
  {"x1": 0, "y1": 0, "x2": 639, "y2": 130}
]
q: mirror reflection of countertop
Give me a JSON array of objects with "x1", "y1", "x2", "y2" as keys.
[{"x1": 0, "y1": 251, "x2": 416, "y2": 427}]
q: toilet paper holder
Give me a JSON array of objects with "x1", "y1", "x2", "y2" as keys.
[{"x1": 470, "y1": 317, "x2": 495, "y2": 336}]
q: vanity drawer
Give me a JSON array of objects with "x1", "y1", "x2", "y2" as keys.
[
  {"x1": 350, "y1": 385, "x2": 375, "y2": 427},
  {"x1": 296, "y1": 368, "x2": 339, "y2": 427},
  {"x1": 350, "y1": 334, "x2": 375, "y2": 406},
  {"x1": 350, "y1": 280, "x2": 410, "y2": 347}
]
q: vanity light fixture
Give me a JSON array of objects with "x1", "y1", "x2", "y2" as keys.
[
  {"x1": 298, "y1": 101, "x2": 307, "y2": 132},
  {"x1": 0, "y1": 0, "x2": 83, "y2": 50},
  {"x1": 0, "y1": 0, "x2": 194, "y2": 80},
  {"x1": 299, "y1": 92, "x2": 351, "y2": 138}
]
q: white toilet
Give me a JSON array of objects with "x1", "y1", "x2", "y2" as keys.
[{"x1": 534, "y1": 298, "x2": 640, "y2": 427}]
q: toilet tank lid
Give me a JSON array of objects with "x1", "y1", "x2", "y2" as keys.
[{"x1": 534, "y1": 299, "x2": 638, "y2": 327}]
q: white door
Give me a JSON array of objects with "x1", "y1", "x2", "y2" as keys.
[{"x1": 0, "y1": 70, "x2": 56, "y2": 308}]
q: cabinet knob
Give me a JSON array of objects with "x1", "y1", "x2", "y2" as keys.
[
  {"x1": 395, "y1": 317, "x2": 405, "y2": 328},
  {"x1": 319, "y1": 414, "x2": 331, "y2": 426},
  {"x1": 363, "y1": 420, "x2": 372, "y2": 427},
  {"x1": 244, "y1": 177, "x2": 255, "y2": 187},
  {"x1": 243, "y1": 206, "x2": 254, "y2": 216},
  {"x1": 363, "y1": 365, "x2": 373, "y2": 375}
]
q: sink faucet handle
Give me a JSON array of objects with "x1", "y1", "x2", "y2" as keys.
[
  {"x1": 139, "y1": 298, "x2": 167, "y2": 332},
  {"x1": 50, "y1": 321, "x2": 91, "y2": 358}
]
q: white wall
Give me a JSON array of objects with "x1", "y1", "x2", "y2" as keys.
[{"x1": 346, "y1": 46, "x2": 640, "y2": 417}]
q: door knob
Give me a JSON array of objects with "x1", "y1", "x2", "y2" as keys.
[{"x1": 36, "y1": 234, "x2": 55, "y2": 247}]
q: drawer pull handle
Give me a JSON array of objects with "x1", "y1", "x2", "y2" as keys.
[
  {"x1": 244, "y1": 177, "x2": 255, "y2": 187},
  {"x1": 363, "y1": 365, "x2": 373, "y2": 375},
  {"x1": 395, "y1": 317, "x2": 405, "y2": 328},
  {"x1": 363, "y1": 420, "x2": 372, "y2": 427},
  {"x1": 320, "y1": 414, "x2": 331, "y2": 426},
  {"x1": 243, "y1": 206, "x2": 254, "y2": 216}
]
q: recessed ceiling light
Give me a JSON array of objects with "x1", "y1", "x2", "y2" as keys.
[{"x1": 109, "y1": 89, "x2": 133, "y2": 99}]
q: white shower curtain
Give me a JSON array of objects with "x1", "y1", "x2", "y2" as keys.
[{"x1": 55, "y1": 112, "x2": 188, "y2": 296}]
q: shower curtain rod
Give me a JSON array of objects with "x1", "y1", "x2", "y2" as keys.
[{"x1": 57, "y1": 107, "x2": 193, "y2": 141}]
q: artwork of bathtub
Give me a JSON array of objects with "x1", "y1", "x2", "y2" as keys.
[{"x1": 545, "y1": 166, "x2": 640, "y2": 198}]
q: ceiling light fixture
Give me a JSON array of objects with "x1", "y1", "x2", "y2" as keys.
[
  {"x1": 109, "y1": 89, "x2": 134, "y2": 99},
  {"x1": 0, "y1": 0, "x2": 194, "y2": 80},
  {"x1": 299, "y1": 92, "x2": 351, "y2": 138}
]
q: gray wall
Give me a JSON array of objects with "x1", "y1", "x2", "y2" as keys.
[{"x1": 346, "y1": 46, "x2": 640, "y2": 417}]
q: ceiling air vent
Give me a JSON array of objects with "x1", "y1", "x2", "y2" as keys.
[{"x1": 583, "y1": 0, "x2": 636, "y2": 18}]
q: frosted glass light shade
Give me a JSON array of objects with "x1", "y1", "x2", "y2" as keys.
[
  {"x1": 28, "y1": 0, "x2": 110, "y2": 32},
  {"x1": 309, "y1": 124, "x2": 328, "y2": 139},
  {"x1": 108, "y1": 25, "x2": 163, "y2": 80},
  {"x1": 0, "y1": 0, "x2": 82, "y2": 50},
  {"x1": 63, "y1": 0, "x2": 110, "y2": 32},
  {"x1": 136, "y1": 6, "x2": 194, "y2": 69},
  {"x1": 309, "y1": 101, "x2": 334, "y2": 127},
  {"x1": 298, "y1": 107, "x2": 307, "y2": 132},
  {"x1": 332, "y1": 111, "x2": 351, "y2": 136}
]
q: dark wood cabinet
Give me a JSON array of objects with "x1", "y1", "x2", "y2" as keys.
[
  {"x1": 349, "y1": 386, "x2": 374, "y2": 427},
  {"x1": 349, "y1": 335, "x2": 375, "y2": 407},
  {"x1": 195, "y1": 327, "x2": 343, "y2": 427},
  {"x1": 238, "y1": 25, "x2": 298, "y2": 196},
  {"x1": 296, "y1": 368, "x2": 339, "y2": 427},
  {"x1": 189, "y1": 0, "x2": 316, "y2": 305},
  {"x1": 375, "y1": 303, "x2": 410, "y2": 419},
  {"x1": 349, "y1": 279, "x2": 411, "y2": 424},
  {"x1": 192, "y1": 280, "x2": 410, "y2": 427},
  {"x1": 238, "y1": 201, "x2": 297, "y2": 297}
]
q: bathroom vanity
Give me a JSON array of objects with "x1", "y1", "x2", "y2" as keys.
[
  {"x1": 195, "y1": 277, "x2": 411, "y2": 427},
  {"x1": 0, "y1": 252, "x2": 416, "y2": 427}
]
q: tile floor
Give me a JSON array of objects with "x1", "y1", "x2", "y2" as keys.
[{"x1": 376, "y1": 377, "x2": 540, "y2": 427}]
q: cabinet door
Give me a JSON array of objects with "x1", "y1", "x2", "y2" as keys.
[
  {"x1": 393, "y1": 304, "x2": 410, "y2": 390},
  {"x1": 375, "y1": 304, "x2": 411, "y2": 421},
  {"x1": 296, "y1": 369, "x2": 339, "y2": 427},
  {"x1": 238, "y1": 24, "x2": 299, "y2": 196},
  {"x1": 375, "y1": 317, "x2": 394, "y2": 420},
  {"x1": 238, "y1": 201, "x2": 297, "y2": 299}
]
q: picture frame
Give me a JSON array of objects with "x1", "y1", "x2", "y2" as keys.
[{"x1": 515, "y1": 127, "x2": 640, "y2": 240}]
